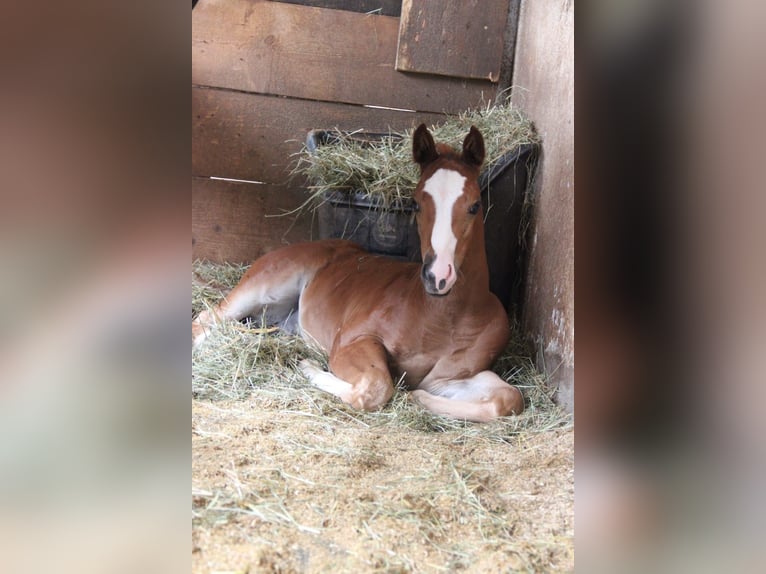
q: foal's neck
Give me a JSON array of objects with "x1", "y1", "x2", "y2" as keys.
[{"x1": 456, "y1": 218, "x2": 491, "y2": 297}]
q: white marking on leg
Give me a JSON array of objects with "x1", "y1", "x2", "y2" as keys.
[
  {"x1": 423, "y1": 169, "x2": 465, "y2": 293},
  {"x1": 413, "y1": 371, "x2": 524, "y2": 422},
  {"x1": 411, "y1": 390, "x2": 499, "y2": 423},
  {"x1": 193, "y1": 309, "x2": 223, "y2": 348},
  {"x1": 299, "y1": 359, "x2": 354, "y2": 402},
  {"x1": 193, "y1": 324, "x2": 208, "y2": 347},
  {"x1": 425, "y1": 371, "x2": 505, "y2": 401}
]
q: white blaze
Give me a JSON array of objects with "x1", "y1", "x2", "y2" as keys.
[{"x1": 423, "y1": 168, "x2": 465, "y2": 292}]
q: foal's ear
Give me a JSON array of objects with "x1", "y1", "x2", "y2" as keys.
[
  {"x1": 462, "y1": 126, "x2": 485, "y2": 168},
  {"x1": 412, "y1": 123, "x2": 439, "y2": 168}
]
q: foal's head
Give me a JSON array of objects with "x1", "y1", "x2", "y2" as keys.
[{"x1": 411, "y1": 124, "x2": 485, "y2": 296}]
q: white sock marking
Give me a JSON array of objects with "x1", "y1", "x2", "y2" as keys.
[{"x1": 300, "y1": 359, "x2": 353, "y2": 401}]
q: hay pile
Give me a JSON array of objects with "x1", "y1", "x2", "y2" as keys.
[
  {"x1": 290, "y1": 103, "x2": 539, "y2": 211},
  {"x1": 192, "y1": 261, "x2": 573, "y2": 572}
]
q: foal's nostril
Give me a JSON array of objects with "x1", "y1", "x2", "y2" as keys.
[
  {"x1": 438, "y1": 279, "x2": 446, "y2": 290},
  {"x1": 421, "y1": 260, "x2": 438, "y2": 294},
  {"x1": 421, "y1": 254, "x2": 435, "y2": 283}
]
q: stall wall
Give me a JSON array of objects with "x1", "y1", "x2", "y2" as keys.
[{"x1": 511, "y1": 0, "x2": 575, "y2": 409}]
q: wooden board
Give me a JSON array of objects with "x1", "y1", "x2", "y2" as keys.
[
  {"x1": 192, "y1": 0, "x2": 495, "y2": 113},
  {"x1": 396, "y1": 0, "x2": 510, "y2": 82},
  {"x1": 276, "y1": 0, "x2": 402, "y2": 17},
  {"x1": 192, "y1": 86, "x2": 447, "y2": 182},
  {"x1": 192, "y1": 176, "x2": 314, "y2": 263}
]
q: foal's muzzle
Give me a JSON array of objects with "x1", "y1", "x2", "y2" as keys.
[{"x1": 421, "y1": 254, "x2": 455, "y2": 296}]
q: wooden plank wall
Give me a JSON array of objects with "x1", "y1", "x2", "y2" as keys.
[
  {"x1": 396, "y1": 0, "x2": 510, "y2": 81},
  {"x1": 192, "y1": 0, "x2": 498, "y2": 262},
  {"x1": 511, "y1": 0, "x2": 574, "y2": 410}
]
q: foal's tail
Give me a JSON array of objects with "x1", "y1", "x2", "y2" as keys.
[{"x1": 193, "y1": 240, "x2": 362, "y2": 347}]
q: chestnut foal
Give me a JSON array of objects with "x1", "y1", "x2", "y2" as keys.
[{"x1": 193, "y1": 125, "x2": 523, "y2": 422}]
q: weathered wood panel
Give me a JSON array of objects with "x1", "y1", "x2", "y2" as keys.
[
  {"x1": 192, "y1": 86, "x2": 447, "y2": 182},
  {"x1": 512, "y1": 0, "x2": 574, "y2": 410},
  {"x1": 192, "y1": 176, "x2": 314, "y2": 263},
  {"x1": 192, "y1": 0, "x2": 495, "y2": 113},
  {"x1": 396, "y1": 0, "x2": 510, "y2": 82}
]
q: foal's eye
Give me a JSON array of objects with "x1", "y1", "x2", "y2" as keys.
[{"x1": 468, "y1": 201, "x2": 481, "y2": 215}]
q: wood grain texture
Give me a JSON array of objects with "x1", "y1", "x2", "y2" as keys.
[
  {"x1": 192, "y1": 176, "x2": 314, "y2": 263},
  {"x1": 396, "y1": 0, "x2": 510, "y2": 82},
  {"x1": 192, "y1": 0, "x2": 494, "y2": 113},
  {"x1": 192, "y1": 86, "x2": 447, "y2": 182},
  {"x1": 512, "y1": 0, "x2": 574, "y2": 408}
]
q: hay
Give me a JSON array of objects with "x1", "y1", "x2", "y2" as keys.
[
  {"x1": 192, "y1": 260, "x2": 570, "y2": 439},
  {"x1": 192, "y1": 261, "x2": 573, "y2": 572},
  {"x1": 290, "y1": 102, "x2": 540, "y2": 211},
  {"x1": 192, "y1": 260, "x2": 248, "y2": 317}
]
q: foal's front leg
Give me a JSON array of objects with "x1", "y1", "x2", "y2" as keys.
[
  {"x1": 412, "y1": 371, "x2": 524, "y2": 423},
  {"x1": 300, "y1": 337, "x2": 394, "y2": 411}
]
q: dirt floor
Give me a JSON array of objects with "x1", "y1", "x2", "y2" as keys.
[
  {"x1": 192, "y1": 263, "x2": 573, "y2": 573},
  {"x1": 192, "y1": 398, "x2": 572, "y2": 573}
]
